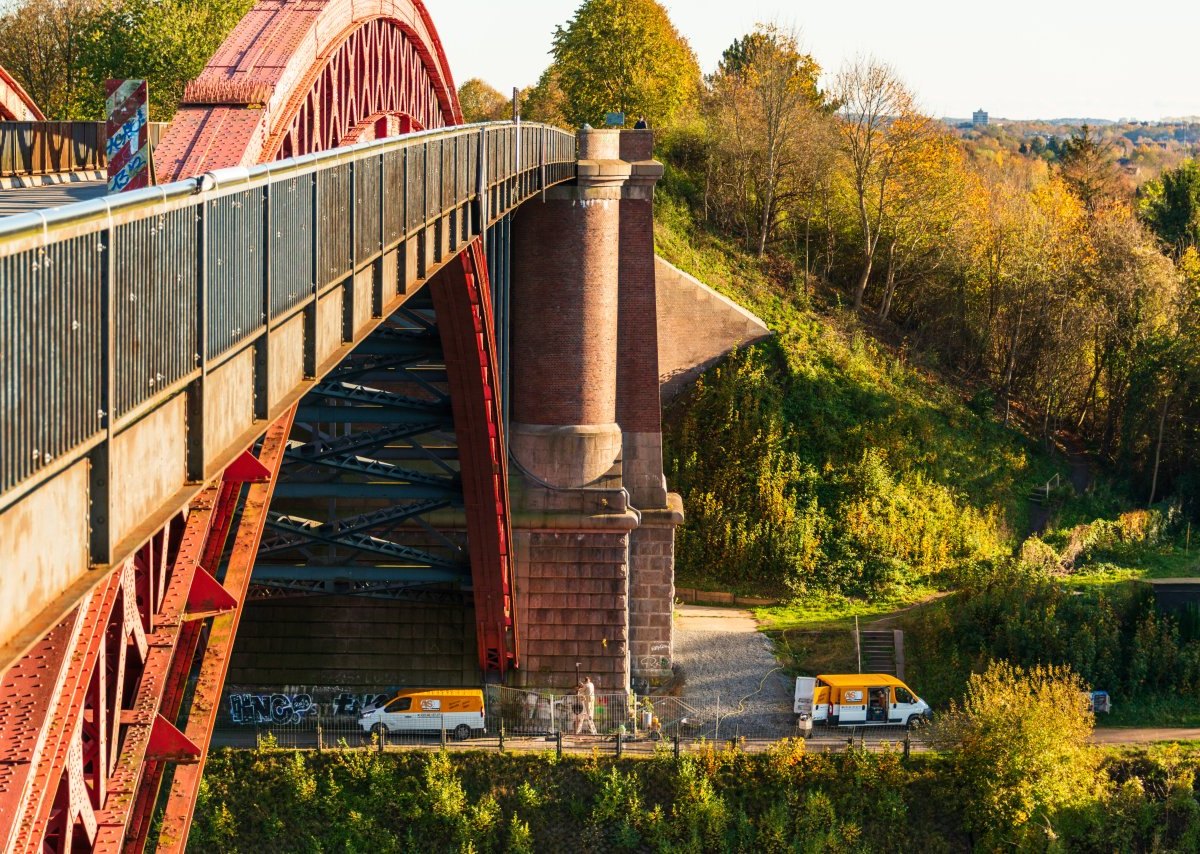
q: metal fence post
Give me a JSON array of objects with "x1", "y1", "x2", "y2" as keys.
[
  {"x1": 903, "y1": 734, "x2": 911, "y2": 760},
  {"x1": 377, "y1": 727, "x2": 385, "y2": 755},
  {"x1": 498, "y1": 719, "x2": 505, "y2": 752},
  {"x1": 556, "y1": 730, "x2": 562, "y2": 759},
  {"x1": 673, "y1": 735, "x2": 680, "y2": 760},
  {"x1": 615, "y1": 731, "x2": 622, "y2": 759},
  {"x1": 440, "y1": 714, "x2": 447, "y2": 750}
]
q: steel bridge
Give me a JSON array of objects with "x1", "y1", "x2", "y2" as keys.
[{"x1": 0, "y1": 1, "x2": 684, "y2": 850}]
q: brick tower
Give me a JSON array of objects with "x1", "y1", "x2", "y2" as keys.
[{"x1": 508, "y1": 129, "x2": 682, "y2": 693}]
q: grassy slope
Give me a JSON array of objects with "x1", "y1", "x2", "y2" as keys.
[
  {"x1": 655, "y1": 194, "x2": 1062, "y2": 606},
  {"x1": 656, "y1": 195, "x2": 1199, "y2": 726}
]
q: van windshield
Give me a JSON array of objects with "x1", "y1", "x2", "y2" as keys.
[{"x1": 384, "y1": 697, "x2": 412, "y2": 712}]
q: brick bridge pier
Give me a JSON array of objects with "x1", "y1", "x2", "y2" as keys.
[{"x1": 509, "y1": 128, "x2": 682, "y2": 693}]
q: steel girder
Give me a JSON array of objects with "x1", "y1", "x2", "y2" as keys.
[
  {"x1": 256, "y1": 243, "x2": 518, "y2": 678},
  {"x1": 258, "y1": 300, "x2": 472, "y2": 596},
  {"x1": 0, "y1": 408, "x2": 295, "y2": 852},
  {"x1": 429, "y1": 239, "x2": 517, "y2": 677}
]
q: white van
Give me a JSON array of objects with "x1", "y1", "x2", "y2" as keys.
[
  {"x1": 795, "y1": 674, "x2": 931, "y2": 734},
  {"x1": 358, "y1": 688, "x2": 486, "y2": 740}
]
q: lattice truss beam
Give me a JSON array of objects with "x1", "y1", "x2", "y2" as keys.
[
  {"x1": 276, "y1": 16, "x2": 446, "y2": 158},
  {"x1": 0, "y1": 412, "x2": 295, "y2": 852},
  {"x1": 254, "y1": 294, "x2": 473, "y2": 601}
]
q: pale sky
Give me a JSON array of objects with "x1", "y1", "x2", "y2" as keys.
[{"x1": 435, "y1": 0, "x2": 1200, "y2": 122}]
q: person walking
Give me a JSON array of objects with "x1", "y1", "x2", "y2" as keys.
[
  {"x1": 573, "y1": 682, "x2": 597, "y2": 735},
  {"x1": 582, "y1": 676, "x2": 596, "y2": 722},
  {"x1": 634, "y1": 116, "x2": 648, "y2": 129}
]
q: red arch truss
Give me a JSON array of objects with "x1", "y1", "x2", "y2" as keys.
[
  {"x1": 156, "y1": 0, "x2": 462, "y2": 179},
  {"x1": 0, "y1": 62, "x2": 44, "y2": 121}
]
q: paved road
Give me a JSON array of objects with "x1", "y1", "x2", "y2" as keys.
[
  {"x1": 1090, "y1": 727, "x2": 1200, "y2": 745},
  {"x1": 0, "y1": 180, "x2": 106, "y2": 217}
]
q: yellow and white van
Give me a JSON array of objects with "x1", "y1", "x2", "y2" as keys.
[
  {"x1": 358, "y1": 688, "x2": 486, "y2": 740},
  {"x1": 795, "y1": 674, "x2": 930, "y2": 732}
]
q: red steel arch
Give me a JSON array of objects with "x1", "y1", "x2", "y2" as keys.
[
  {"x1": 158, "y1": 0, "x2": 518, "y2": 675},
  {"x1": 156, "y1": 0, "x2": 461, "y2": 179},
  {"x1": 0, "y1": 3, "x2": 522, "y2": 850},
  {"x1": 0, "y1": 63, "x2": 44, "y2": 121}
]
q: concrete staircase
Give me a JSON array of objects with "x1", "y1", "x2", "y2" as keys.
[{"x1": 860, "y1": 630, "x2": 906, "y2": 679}]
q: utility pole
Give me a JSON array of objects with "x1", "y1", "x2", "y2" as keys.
[{"x1": 855, "y1": 616, "x2": 862, "y2": 672}]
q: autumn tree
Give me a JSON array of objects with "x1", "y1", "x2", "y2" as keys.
[
  {"x1": 76, "y1": 0, "x2": 253, "y2": 120},
  {"x1": 704, "y1": 25, "x2": 830, "y2": 257},
  {"x1": 550, "y1": 0, "x2": 700, "y2": 128},
  {"x1": 834, "y1": 58, "x2": 936, "y2": 310},
  {"x1": 1139, "y1": 158, "x2": 1200, "y2": 255},
  {"x1": 873, "y1": 122, "x2": 965, "y2": 320},
  {"x1": 0, "y1": 0, "x2": 101, "y2": 118},
  {"x1": 458, "y1": 78, "x2": 509, "y2": 123},
  {"x1": 521, "y1": 67, "x2": 569, "y2": 128},
  {"x1": 1059, "y1": 124, "x2": 1125, "y2": 211},
  {"x1": 931, "y1": 662, "x2": 1098, "y2": 846}
]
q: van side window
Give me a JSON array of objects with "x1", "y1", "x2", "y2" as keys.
[
  {"x1": 385, "y1": 697, "x2": 412, "y2": 712},
  {"x1": 894, "y1": 687, "x2": 914, "y2": 704}
]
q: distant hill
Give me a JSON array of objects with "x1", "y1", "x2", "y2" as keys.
[
  {"x1": 941, "y1": 116, "x2": 1120, "y2": 127},
  {"x1": 1045, "y1": 117, "x2": 1116, "y2": 126}
]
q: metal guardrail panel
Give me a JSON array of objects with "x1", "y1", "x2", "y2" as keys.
[
  {"x1": 113, "y1": 208, "x2": 198, "y2": 416},
  {"x1": 0, "y1": 121, "x2": 577, "y2": 511},
  {"x1": 354, "y1": 154, "x2": 382, "y2": 262},
  {"x1": 382, "y1": 149, "x2": 405, "y2": 246},
  {"x1": 0, "y1": 122, "x2": 168, "y2": 177},
  {"x1": 0, "y1": 235, "x2": 104, "y2": 488},
  {"x1": 405, "y1": 144, "x2": 425, "y2": 233},
  {"x1": 206, "y1": 188, "x2": 265, "y2": 360},
  {"x1": 270, "y1": 176, "x2": 315, "y2": 318},
  {"x1": 317, "y1": 164, "x2": 352, "y2": 289}
]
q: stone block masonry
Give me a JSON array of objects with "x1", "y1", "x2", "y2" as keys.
[{"x1": 514, "y1": 531, "x2": 631, "y2": 690}]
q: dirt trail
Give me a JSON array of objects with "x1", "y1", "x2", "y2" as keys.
[{"x1": 1027, "y1": 429, "x2": 1094, "y2": 536}]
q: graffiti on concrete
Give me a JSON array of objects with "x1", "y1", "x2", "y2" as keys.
[
  {"x1": 228, "y1": 692, "x2": 316, "y2": 725},
  {"x1": 332, "y1": 692, "x2": 388, "y2": 717}
]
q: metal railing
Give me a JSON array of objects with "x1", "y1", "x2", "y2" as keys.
[
  {"x1": 0, "y1": 121, "x2": 168, "y2": 178},
  {"x1": 0, "y1": 121, "x2": 577, "y2": 553}
]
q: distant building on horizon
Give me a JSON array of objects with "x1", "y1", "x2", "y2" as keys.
[{"x1": 972, "y1": 108, "x2": 989, "y2": 128}]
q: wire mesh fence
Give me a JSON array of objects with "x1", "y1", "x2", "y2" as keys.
[{"x1": 209, "y1": 685, "x2": 927, "y2": 756}]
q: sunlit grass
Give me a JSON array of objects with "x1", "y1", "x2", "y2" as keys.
[{"x1": 754, "y1": 585, "x2": 944, "y2": 632}]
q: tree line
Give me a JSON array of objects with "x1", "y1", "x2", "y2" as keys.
[
  {"x1": 0, "y1": 0, "x2": 252, "y2": 120},
  {"x1": 459, "y1": 0, "x2": 1199, "y2": 513}
]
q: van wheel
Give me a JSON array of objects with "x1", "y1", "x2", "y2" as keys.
[
  {"x1": 372, "y1": 723, "x2": 389, "y2": 738},
  {"x1": 905, "y1": 716, "x2": 925, "y2": 731},
  {"x1": 454, "y1": 724, "x2": 472, "y2": 741}
]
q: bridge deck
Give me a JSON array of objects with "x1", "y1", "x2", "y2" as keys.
[
  {"x1": 0, "y1": 179, "x2": 106, "y2": 217},
  {"x1": 0, "y1": 122, "x2": 577, "y2": 678}
]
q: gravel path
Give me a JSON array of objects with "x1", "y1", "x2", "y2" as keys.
[{"x1": 673, "y1": 606, "x2": 796, "y2": 738}]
